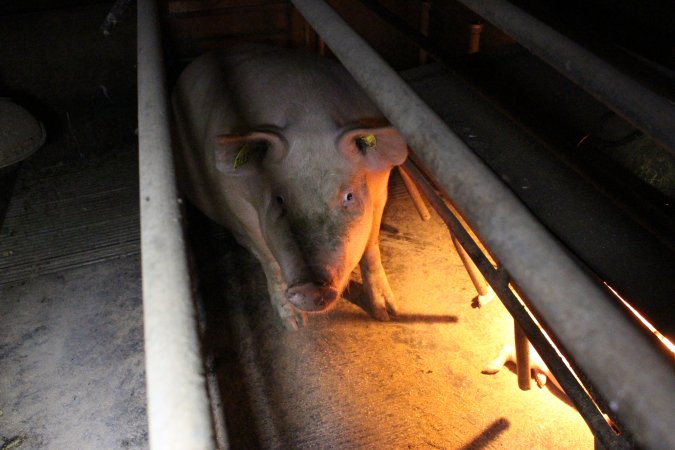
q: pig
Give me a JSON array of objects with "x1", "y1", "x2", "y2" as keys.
[{"x1": 172, "y1": 44, "x2": 407, "y2": 329}]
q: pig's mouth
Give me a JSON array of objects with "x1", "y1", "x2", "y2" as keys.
[{"x1": 286, "y1": 281, "x2": 340, "y2": 312}]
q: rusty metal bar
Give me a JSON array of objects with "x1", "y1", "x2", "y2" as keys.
[
  {"x1": 289, "y1": 2, "x2": 675, "y2": 447},
  {"x1": 137, "y1": 1, "x2": 215, "y2": 448},
  {"x1": 514, "y1": 321, "x2": 531, "y2": 390},
  {"x1": 468, "y1": 22, "x2": 483, "y2": 54}
]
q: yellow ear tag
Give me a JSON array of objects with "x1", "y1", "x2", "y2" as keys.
[
  {"x1": 233, "y1": 143, "x2": 252, "y2": 170},
  {"x1": 360, "y1": 134, "x2": 377, "y2": 148}
]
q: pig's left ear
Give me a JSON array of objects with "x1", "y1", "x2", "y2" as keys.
[
  {"x1": 339, "y1": 126, "x2": 408, "y2": 171},
  {"x1": 214, "y1": 131, "x2": 286, "y2": 175}
]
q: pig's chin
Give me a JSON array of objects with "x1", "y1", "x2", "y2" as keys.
[{"x1": 286, "y1": 282, "x2": 340, "y2": 313}]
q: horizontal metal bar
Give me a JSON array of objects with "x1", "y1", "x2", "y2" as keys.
[
  {"x1": 455, "y1": 0, "x2": 675, "y2": 155},
  {"x1": 137, "y1": 1, "x2": 215, "y2": 448},
  {"x1": 290, "y1": 1, "x2": 675, "y2": 449}
]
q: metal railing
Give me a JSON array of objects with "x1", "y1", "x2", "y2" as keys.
[{"x1": 137, "y1": 0, "x2": 215, "y2": 448}]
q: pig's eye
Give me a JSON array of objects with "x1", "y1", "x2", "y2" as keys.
[
  {"x1": 344, "y1": 192, "x2": 354, "y2": 203},
  {"x1": 276, "y1": 195, "x2": 285, "y2": 205}
]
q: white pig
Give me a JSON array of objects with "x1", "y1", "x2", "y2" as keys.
[{"x1": 172, "y1": 45, "x2": 407, "y2": 329}]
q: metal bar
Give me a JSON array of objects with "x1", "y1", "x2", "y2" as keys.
[
  {"x1": 137, "y1": 1, "x2": 215, "y2": 449},
  {"x1": 514, "y1": 321, "x2": 531, "y2": 390},
  {"x1": 288, "y1": 3, "x2": 675, "y2": 447},
  {"x1": 455, "y1": 0, "x2": 675, "y2": 154},
  {"x1": 468, "y1": 23, "x2": 483, "y2": 54},
  {"x1": 418, "y1": 0, "x2": 432, "y2": 64},
  {"x1": 403, "y1": 160, "x2": 630, "y2": 449},
  {"x1": 450, "y1": 235, "x2": 487, "y2": 297},
  {"x1": 397, "y1": 166, "x2": 431, "y2": 221}
]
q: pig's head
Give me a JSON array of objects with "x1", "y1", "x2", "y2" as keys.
[{"x1": 213, "y1": 121, "x2": 407, "y2": 313}]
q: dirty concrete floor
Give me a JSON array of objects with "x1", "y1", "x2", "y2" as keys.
[
  {"x1": 188, "y1": 173, "x2": 595, "y2": 449},
  {"x1": 0, "y1": 257, "x2": 146, "y2": 449}
]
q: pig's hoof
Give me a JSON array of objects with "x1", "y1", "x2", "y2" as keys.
[
  {"x1": 277, "y1": 302, "x2": 308, "y2": 331},
  {"x1": 371, "y1": 297, "x2": 398, "y2": 321},
  {"x1": 362, "y1": 266, "x2": 398, "y2": 321}
]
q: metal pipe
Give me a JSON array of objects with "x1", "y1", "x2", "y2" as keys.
[
  {"x1": 451, "y1": 235, "x2": 487, "y2": 297},
  {"x1": 137, "y1": 1, "x2": 215, "y2": 448},
  {"x1": 397, "y1": 166, "x2": 431, "y2": 221},
  {"x1": 290, "y1": 2, "x2": 675, "y2": 448},
  {"x1": 514, "y1": 321, "x2": 531, "y2": 390},
  {"x1": 468, "y1": 22, "x2": 483, "y2": 54},
  {"x1": 418, "y1": 0, "x2": 432, "y2": 64},
  {"x1": 455, "y1": 0, "x2": 675, "y2": 154}
]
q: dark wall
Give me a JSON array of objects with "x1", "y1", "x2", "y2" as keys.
[
  {"x1": 0, "y1": 1, "x2": 136, "y2": 161},
  {"x1": 0, "y1": 2, "x2": 136, "y2": 114}
]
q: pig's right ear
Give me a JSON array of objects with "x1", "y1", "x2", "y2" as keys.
[{"x1": 214, "y1": 131, "x2": 286, "y2": 175}]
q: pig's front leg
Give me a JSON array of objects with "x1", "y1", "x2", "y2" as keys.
[
  {"x1": 359, "y1": 243, "x2": 397, "y2": 321},
  {"x1": 265, "y1": 272, "x2": 308, "y2": 331},
  {"x1": 359, "y1": 187, "x2": 397, "y2": 321},
  {"x1": 247, "y1": 237, "x2": 308, "y2": 330}
]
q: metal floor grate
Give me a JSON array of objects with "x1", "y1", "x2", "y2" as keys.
[{"x1": 0, "y1": 145, "x2": 139, "y2": 285}]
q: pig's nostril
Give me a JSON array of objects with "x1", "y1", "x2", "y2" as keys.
[{"x1": 321, "y1": 288, "x2": 338, "y2": 303}]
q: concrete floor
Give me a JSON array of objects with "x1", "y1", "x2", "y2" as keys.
[{"x1": 0, "y1": 257, "x2": 146, "y2": 449}]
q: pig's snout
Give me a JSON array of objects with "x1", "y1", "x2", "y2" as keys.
[{"x1": 287, "y1": 282, "x2": 339, "y2": 312}]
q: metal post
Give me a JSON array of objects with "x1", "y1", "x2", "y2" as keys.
[
  {"x1": 418, "y1": 0, "x2": 432, "y2": 64},
  {"x1": 514, "y1": 322, "x2": 531, "y2": 390},
  {"x1": 450, "y1": 235, "x2": 487, "y2": 296},
  {"x1": 137, "y1": 1, "x2": 215, "y2": 448},
  {"x1": 289, "y1": 2, "x2": 675, "y2": 449},
  {"x1": 397, "y1": 165, "x2": 431, "y2": 221},
  {"x1": 468, "y1": 22, "x2": 483, "y2": 54}
]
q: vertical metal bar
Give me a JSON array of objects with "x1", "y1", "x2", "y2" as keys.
[
  {"x1": 450, "y1": 235, "x2": 488, "y2": 297},
  {"x1": 289, "y1": 2, "x2": 675, "y2": 448},
  {"x1": 137, "y1": 1, "x2": 215, "y2": 448},
  {"x1": 418, "y1": 0, "x2": 432, "y2": 64},
  {"x1": 514, "y1": 321, "x2": 531, "y2": 390},
  {"x1": 397, "y1": 166, "x2": 431, "y2": 221},
  {"x1": 468, "y1": 22, "x2": 483, "y2": 54}
]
